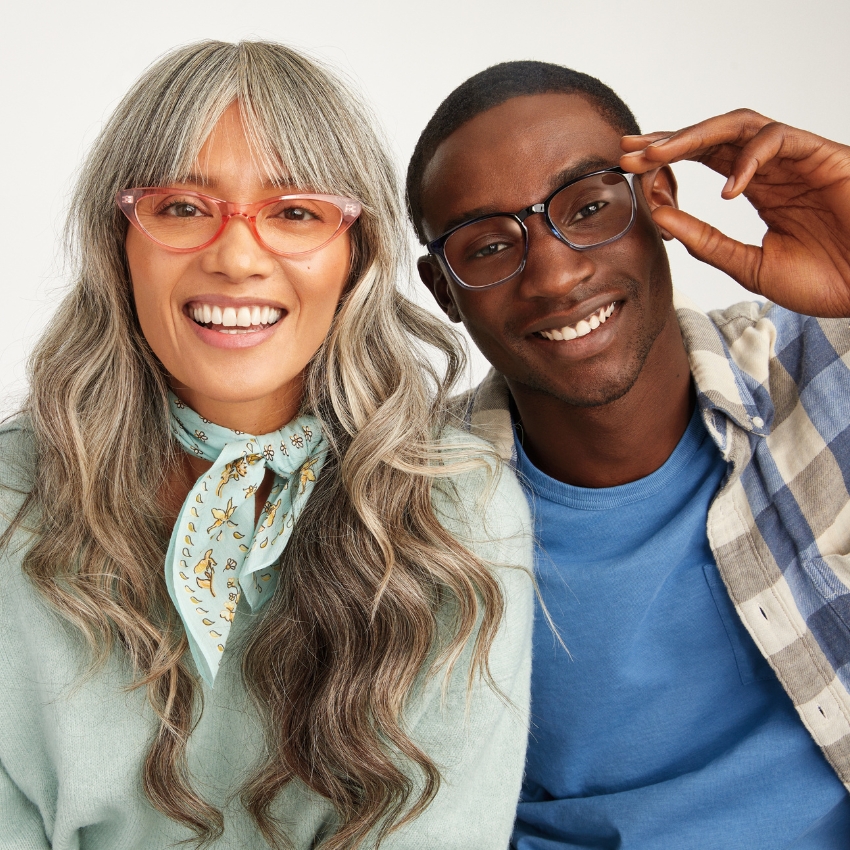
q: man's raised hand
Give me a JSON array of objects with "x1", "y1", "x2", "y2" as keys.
[{"x1": 621, "y1": 110, "x2": 850, "y2": 317}]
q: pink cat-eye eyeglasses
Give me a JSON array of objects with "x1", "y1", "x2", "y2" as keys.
[{"x1": 116, "y1": 188, "x2": 362, "y2": 256}]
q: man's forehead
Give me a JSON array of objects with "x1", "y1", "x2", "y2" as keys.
[{"x1": 419, "y1": 92, "x2": 624, "y2": 237}]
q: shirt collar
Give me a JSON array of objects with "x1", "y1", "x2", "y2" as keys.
[
  {"x1": 462, "y1": 289, "x2": 772, "y2": 463},
  {"x1": 673, "y1": 290, "x2": 772, "y2": 448}
]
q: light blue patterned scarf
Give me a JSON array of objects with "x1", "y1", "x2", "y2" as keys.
[{"x1": 164, "y1": 392, "x2": 327, "y2": 686}]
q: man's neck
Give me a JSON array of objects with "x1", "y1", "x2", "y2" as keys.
[{"x1": 507, "y1": 307, "x2": 694, "y2": 489}]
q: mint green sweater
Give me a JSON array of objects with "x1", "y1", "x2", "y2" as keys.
[{"x1": 0, "y1": 421, "x2": 533, "y2": 849}]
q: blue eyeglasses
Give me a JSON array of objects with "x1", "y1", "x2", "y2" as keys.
[{"x1": 426, "y1": 166, "x2": 637, "y2": 290}]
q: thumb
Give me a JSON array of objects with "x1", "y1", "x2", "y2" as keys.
[{"x1": 652, "y1": 206, "x2": 762, "y2": 293}]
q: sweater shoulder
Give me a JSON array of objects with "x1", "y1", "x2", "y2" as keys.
[
  {"x1": 430, "y1": 425, "x2": 531, "y2": 567},
  {"x1": 0, "y1": 416, "x2": 36, "y2": 512}
]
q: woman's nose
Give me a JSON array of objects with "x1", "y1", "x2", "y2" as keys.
[{"x1": 199, "y1": 214, "x2": 277, "y2": 283}]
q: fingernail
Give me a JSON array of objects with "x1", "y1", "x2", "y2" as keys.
[
  {"x1": 723, "y1": 174, "x2": 736, "y2": 195},
  {"x1": 648, "y1": 136, "x2": 671, "y2": 147}
]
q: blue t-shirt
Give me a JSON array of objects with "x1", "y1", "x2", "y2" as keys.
[{"x1": 512, "y1": 410, "x2": 850, "y2": 849}]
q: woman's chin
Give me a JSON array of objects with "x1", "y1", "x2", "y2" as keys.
[{"x1": 169, "y1": 372, "x2": 303, "y2": 414}]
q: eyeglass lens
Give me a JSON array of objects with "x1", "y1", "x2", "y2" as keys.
[
  {"x1": 134, "y1": 192, "x2": 346, "y2": 254},
  {"x1": 443, "y1": 171, "x2": 633, "y2": 288}
]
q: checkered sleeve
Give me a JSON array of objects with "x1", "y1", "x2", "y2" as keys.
[{"x1": 677, "y1": 292, "x2": 850, "y2": 787}]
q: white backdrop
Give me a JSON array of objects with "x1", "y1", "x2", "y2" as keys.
[{"x1": 2, "y1": 0, "x2": 848, "y2": 413}]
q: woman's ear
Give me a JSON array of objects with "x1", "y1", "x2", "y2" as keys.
[
  {"x1": 417, "y1": 256, "x2": 461, "y2": 322},
  {"x1": 639, "y1": 166, "x2": 679, "y2": 241}
]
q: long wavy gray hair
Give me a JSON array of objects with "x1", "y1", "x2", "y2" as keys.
[{"x1": 7, "y1": 40, "x2": 504, "y2": 848}]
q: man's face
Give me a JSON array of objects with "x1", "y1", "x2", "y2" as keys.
[{"x1": 418, "y1": 93, "x2": 677, "y2": 408}]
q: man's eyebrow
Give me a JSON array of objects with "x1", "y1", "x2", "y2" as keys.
[
  {"x1": 438, "y1": 205, "x2": 502, "y2": 236},
  {"x1": 434, "y1": 156, "x2": 618, "y2": 238},
  {"x1": 547, "y1": 156, "x2": 615, "y2": 192}
]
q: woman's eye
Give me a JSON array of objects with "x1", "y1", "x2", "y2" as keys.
[
  {"x1": 472, "y1": 241, "x2": 510, "y2": 259},
  {"x1": 573, "y1": 200, "x2": 607, "y2": 221},
  {"x1": 280, "y1": 206, "x2": 318, "y2": 221},
  {"x1": 155, "y1": 199, "x2": 210, "y2": 217},
  {"x1": 165, "y1": 203, "x2": 203, "y2": 217}
]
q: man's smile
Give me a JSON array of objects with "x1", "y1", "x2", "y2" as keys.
[{"x1": 533, "y1": 301, "x2": 618, "y2": 340}]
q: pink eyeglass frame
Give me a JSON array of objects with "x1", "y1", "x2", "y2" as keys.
[{"x1": 115, "y1": 187, "x2": 363, "y2": 256}]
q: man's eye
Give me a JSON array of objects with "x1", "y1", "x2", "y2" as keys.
[
  {"x1": 472, "y1": 241, "x2": 510, "y2": 259},
  {"x1": 573, "y1": 201, "x2": 607, "y2": 221}
]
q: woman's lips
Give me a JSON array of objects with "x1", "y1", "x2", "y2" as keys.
[
  {"x1": 186, "y1": 300, "x2": 283, "y2": 331},
  {"x1": 184, "y1": 300, "x2": 286, "y2": 349}
]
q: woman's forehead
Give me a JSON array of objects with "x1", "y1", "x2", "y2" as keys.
[{"x1": 166, "y1": 103, "x2": 294, "y2": 193}]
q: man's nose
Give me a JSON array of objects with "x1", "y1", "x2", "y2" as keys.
[
  {"x1": 199, "y1": 214, "x2": 277, "y2": 283},
  {"x1": 516, "y1": 214, "x2": 596, "y2": 299}
]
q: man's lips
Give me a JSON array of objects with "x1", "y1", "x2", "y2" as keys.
[
  {"x1": 536, "y1": 302, "x2": 616, "y2": 340},
  {"x1": 525, "y1": 299, "x2": 622, "y2": 340}
]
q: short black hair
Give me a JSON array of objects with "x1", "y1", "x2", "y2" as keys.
[{"x1": 406, "y1": 60, "x2": 640, "y2": 243}]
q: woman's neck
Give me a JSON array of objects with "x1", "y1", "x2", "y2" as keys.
[
  {"x1": 169, "y1": 376, "x2": 304, "y2": 435},
  {"x1": 160, "y1": 451, "x2": 275, "y2": 529}
]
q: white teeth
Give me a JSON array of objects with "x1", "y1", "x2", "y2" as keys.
[
  {"x1": 537, "y1": 302, "x2": 617, "y2": 342},
  {"x1": 189, "y1": 302, "x2": 284, "y2": 330}
]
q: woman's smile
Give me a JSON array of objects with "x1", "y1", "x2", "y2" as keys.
[{"x1": 184, "y1": 297, "x2": 286, "y2": 349}]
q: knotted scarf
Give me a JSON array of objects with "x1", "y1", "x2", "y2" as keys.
[{"x1": 164, "y1": 392, "x2": 327, "y2": 686}]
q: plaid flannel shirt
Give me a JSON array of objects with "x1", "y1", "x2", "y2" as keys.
[{"x1": 456, "y1": 290, "x2": 850, "y2": 789}]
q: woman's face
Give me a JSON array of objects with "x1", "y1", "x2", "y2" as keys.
[{"x1": 126, "y1": 102, "x2": 352, "y2": 433}]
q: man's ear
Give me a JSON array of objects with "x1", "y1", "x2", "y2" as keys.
[
  {"x1": 639, "y1": 165, "x2": 678, "y2": 242},
  {"x1": 417, "y1": 255, "x2": 461, "y2": 322}
]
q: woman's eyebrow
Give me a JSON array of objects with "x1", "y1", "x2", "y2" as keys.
[
  {"x1": 169, "y1": 174, "x2": 297, "y2": 190},
  {"x1": 174, "y1": 172, "x2": 210, "y2": 188},
  {"x1": 262, "y1": 175, "x2": 298, "y2": 189}
]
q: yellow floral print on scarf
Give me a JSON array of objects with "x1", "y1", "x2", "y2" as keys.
[{"x1": 165, "y1": 392, "x2": 327, "y2": 686}]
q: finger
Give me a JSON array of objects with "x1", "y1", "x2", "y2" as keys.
[
  {"x1": 721, "y1": 125, "x2": 783, "y2": 198},
  {"x1": 620, "y1": 131, "x2": 672, "y2": 153},
  {"x1": 621, "y1": 141, "x2": 739, "y2": 177},
  {"x1": 722, "y1": 121, "x2": 830, "y2": 198},
  {"x1": 651, "y1": 206, "x2": 762, "y2": 292},
  {"x1": 625, "y1": 109, "x2": 774, "y2": 169}
]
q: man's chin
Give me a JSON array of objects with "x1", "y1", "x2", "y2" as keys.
[{"x1": 517, "y1": 367, "x2": 643, "y2": 409}]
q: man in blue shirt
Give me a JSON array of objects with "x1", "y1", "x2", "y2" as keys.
[{"x1": 406, "y1": 61, "x2": 850, "y2": 847}]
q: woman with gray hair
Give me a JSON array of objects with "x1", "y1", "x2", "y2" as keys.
[{"x1": 0, "y1": 41, "x2": 532, "y2": 849}]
